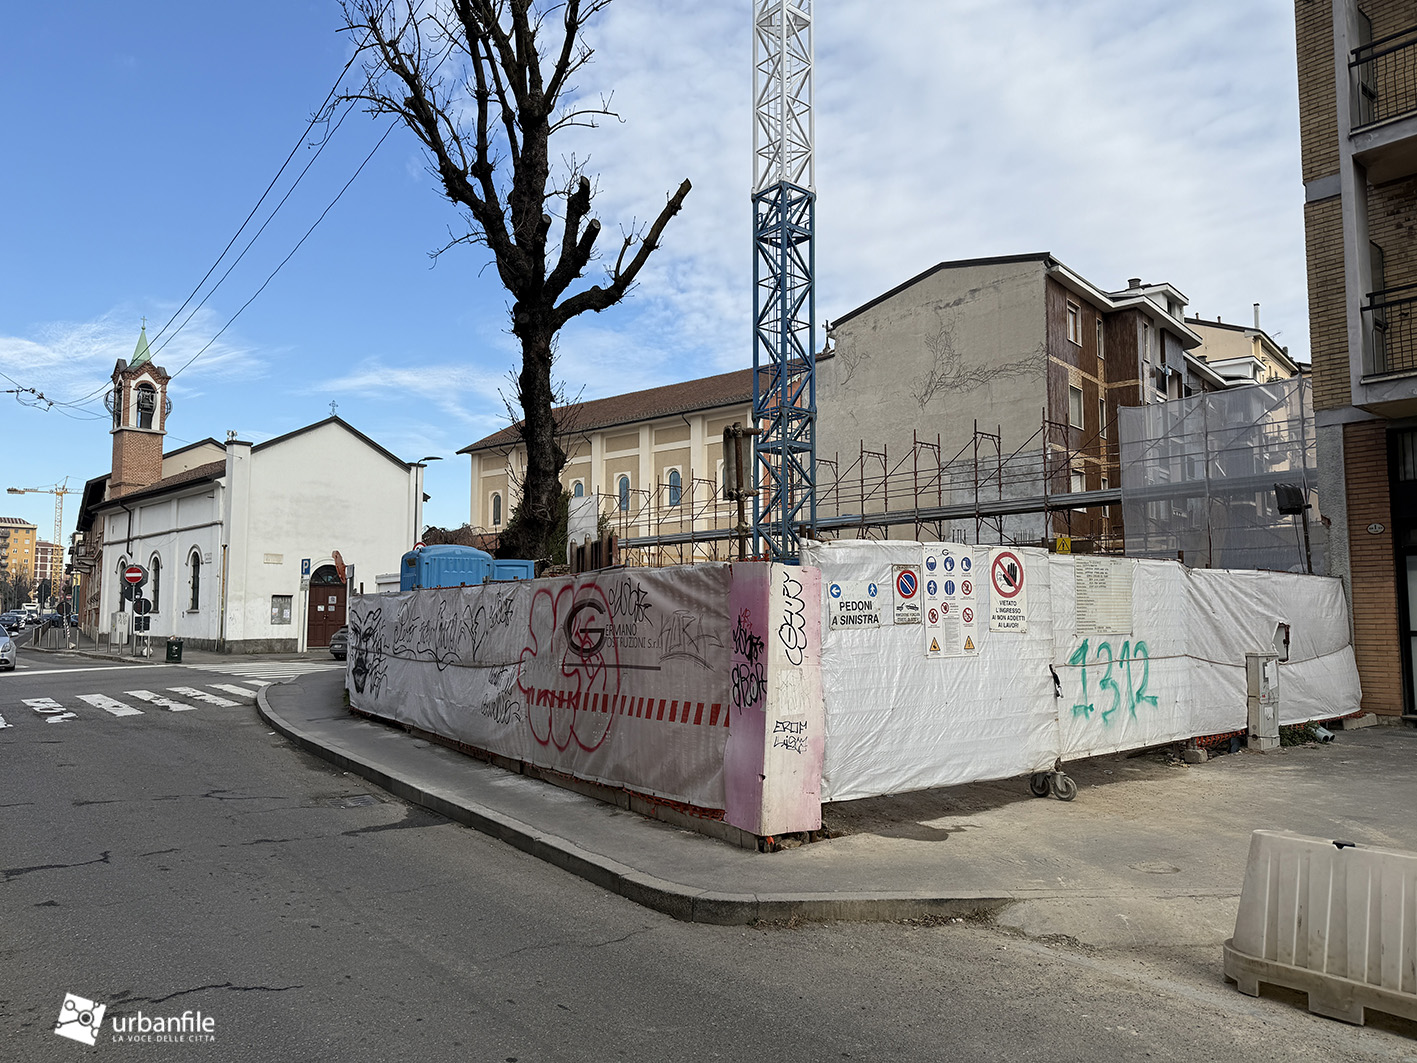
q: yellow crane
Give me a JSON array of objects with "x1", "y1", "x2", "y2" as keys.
[{"x1": 6, "y1": 478, "x2": 76, "y2": 603}]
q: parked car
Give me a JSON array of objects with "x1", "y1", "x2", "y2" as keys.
[
  {"x1": 329, "y1": 626, "x2": 348, "y2": 661},
  {"x1": 0, "y1": 628, "x2": 15, "y2": 670}
]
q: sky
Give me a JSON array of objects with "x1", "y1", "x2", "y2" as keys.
[{"x1": 0, "y1": 1, "x2": 1306, "y2": 547}]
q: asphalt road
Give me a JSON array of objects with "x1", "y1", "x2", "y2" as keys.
[{"x1": 3, "y1": 649, "x2": 1415, "y2": 1062}]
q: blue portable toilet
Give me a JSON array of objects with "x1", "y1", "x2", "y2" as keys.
[
  {"x1": 491, "y1": 558, "x2": 536, "y2": 582},
  {"x1": 399, "y1": 545, "x2": 493, "y2": 591}
]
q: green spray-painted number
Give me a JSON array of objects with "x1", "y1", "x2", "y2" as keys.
[
  {"x1": 1066, "y1": 638, "x2": 1160, "y2": 726},
  {"x1": 1067, "y1": 639, "x2": 1094, "y2": 718}
]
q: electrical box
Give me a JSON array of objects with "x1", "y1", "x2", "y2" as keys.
[{"x1": 1246, "y1": 652, "x2": 1280, "y2": 752}]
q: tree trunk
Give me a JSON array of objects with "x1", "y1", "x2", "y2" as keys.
[{"x1": 498, "y1": 324, "x2": 565, "y2": 561}]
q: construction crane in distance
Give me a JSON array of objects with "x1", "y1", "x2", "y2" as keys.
[
  {"x1": 752, "y1": 0, "x2": 816, "y2": 561},
  {"x1": 6, "y1": 478, "x2": 76, "y2": 600}
]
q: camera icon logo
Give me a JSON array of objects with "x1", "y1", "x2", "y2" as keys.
[{"x1": 54, "y1": 992, "x2": 107, "y2": 1046}]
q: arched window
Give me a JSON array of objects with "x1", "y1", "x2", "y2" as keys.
[
  {"x1": 618, "y1": 476, "x2": 630, "y2": 512},
  {"x1": 491, "y1": 492, "x2": 503, "y2": 527},
  {"x1": 668, "y1": 469, "x2": 682, "y2": 506},
  {"x1": 149, "y1": 554, "x2": 161, "y2": 614},
  {"x1": 189, "y1": 550, "x2": 201, "y2": 611},
  {"x1": 572, "y1": 481, "x2": 584, "y2": 498},
  {"x1": 136, "y1": 383, "x2": 156, "y2": 430},
  {"x1": 116, "y1": 556, "x2": 129, "y2": 613}
]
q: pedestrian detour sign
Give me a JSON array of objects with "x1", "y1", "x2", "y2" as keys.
[
  {"x1": 826, "y1": 579, "x2": 884, "y2": 630},
  {"x1": 988, "y1": 547, "x2": 1028, "y2": 633}
]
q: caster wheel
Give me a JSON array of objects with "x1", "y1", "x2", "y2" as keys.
[
  {"x1": 1028, "y1": 773, "x2": 1052, "y2": 798},
  {"x1": 1049, "y1": 774, "x2": 1078, "y2": 802}
]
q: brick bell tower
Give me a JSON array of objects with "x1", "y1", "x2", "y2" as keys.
[{"x1": 107, "y1": 325, "x2": 170, "y2": 498}]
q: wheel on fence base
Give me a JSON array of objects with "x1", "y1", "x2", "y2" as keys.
[
  {"x1": 1049, "y1": 773, "x2": 1078, "y2": 802},
  {"x1": 1028, "y1": 773, "x2": 1052, "y2": 798}
]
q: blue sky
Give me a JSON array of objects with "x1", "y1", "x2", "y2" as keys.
[{"x1": 0, "y1": 1, "x2": 1306, "y2": 545}]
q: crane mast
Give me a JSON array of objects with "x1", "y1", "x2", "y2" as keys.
[{"x1": 752, "y1": 0, "x2": 815, "y2": 561}]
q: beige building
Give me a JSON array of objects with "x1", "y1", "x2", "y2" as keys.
[
  {"x1": 0, "y1": 517, "x2": 39, "y2": 582},
  {"x1": 1295, "y1": 0, "x2": 1417, "y2": 719},
  {"x1": 1186, "y1": 310, "x2": 1303, "y2": 386},
  {"x1": 459, "y1": 371, "x2": 754, "y2": 562}
]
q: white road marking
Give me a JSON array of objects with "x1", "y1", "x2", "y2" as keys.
[
  {"x1": 166, "y1": 686, "x2": 238, "y2": 707},
  {"x1": 0, "y1": 714, "x2": 11, "y2": 728},
  {"x1": 124, "y1": 690, "x2": 196, "y2": 712},
  {"x1": 208, "y1": 684, "x2": 260, "y2": 700},
  {"x1": 24, "y1": 697, "x2": 78, "y2": 723},
  {"x1": 76, "y1": 694, "x2": 145, "y2": 717},
  {"x1": 9, "y1": 664, "x2": 175, "y2": 678}
]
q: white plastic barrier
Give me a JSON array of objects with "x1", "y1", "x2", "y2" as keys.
[
  {"x1": 803, "y1": 541, "x2": 1360, "y2": 802},
  {"x1": 1225, "y1": 830, "x2": 1417, "y2": 1024}
]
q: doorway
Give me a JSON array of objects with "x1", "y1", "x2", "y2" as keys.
[{"x1": 306, "y1": 564, "x2": 346, "y2": 648}]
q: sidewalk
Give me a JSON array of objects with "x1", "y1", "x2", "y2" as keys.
[
  {"x1": 258, "y1": 670, "x2": 1417, "y2": 940},
  {"x1": 22, "y1": 626, "x2": 338, "y2": 669}
]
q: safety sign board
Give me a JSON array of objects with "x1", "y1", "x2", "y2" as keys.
[
  {"x1": 923, "y1": 544, "x2": 979, "y2": 657},
  {"x1": 892, "y1": 565, "x2": 922, "y2": 625},
  {"x1": 988, "y1": 547, "x2": 1028, "y2": 632},
  {"x1": 827, "y1": 580, "x2": 885, "y2": 630}
]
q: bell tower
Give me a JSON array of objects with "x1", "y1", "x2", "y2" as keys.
[{"x1": 107, "y1": 325, "x2": 171, "y2": 498}]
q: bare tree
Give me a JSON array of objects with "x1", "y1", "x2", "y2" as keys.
[{"x1": 341, "y1": 0, "x2": 691, "y2": 559}]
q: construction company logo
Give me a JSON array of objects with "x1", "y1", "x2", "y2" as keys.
[
  {"x1": 519, "y1": 582, "x2": 621, "y2": 752},
  {"x1": 54, "y1": 993, "x2": 105, "y2": 1046}
]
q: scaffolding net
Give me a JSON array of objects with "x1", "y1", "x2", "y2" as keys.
[{"x1": 1119, "y1": 377, "x2": 1324, "y2": 574}]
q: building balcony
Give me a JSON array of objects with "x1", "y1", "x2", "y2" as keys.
[
  {"x1": 1358, "y1": 283, "x2": 1417, "y2": 416},
  {"x1": 1351, "y1": 25, "x2": 1417, "y2": 182}
]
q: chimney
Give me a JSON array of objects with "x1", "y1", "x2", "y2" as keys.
[
  {"x1": 1127, "y1": 278, "x2": 1142, "y2": 290},
  {"x1": 1253, "y1": 303, "x2": 1261, "y2": 330}
]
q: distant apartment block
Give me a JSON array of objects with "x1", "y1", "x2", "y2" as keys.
[{"x1": 0, "y1": 517, "x2": 38, "y2": 582}]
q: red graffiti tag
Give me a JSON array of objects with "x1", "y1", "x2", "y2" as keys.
[{"x1": 518, "y1": 581, "x2": 621, "y2": 752}]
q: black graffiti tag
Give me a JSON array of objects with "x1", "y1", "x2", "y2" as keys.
[
  {"x1": 731, "y1": 662, "x2": 767, "y2": 710},
  {"x1": 778, "y1": 572, "x2": 807, "y2": 666},
  {"x1": 731, "y1": 610, "x2": 764, "y2": 663}
]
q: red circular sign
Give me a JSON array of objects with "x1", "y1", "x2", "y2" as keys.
[
  {"x1": 961, "y1": 579, "x2": 973, "y2": 597},
  {"x1": 123, "y1": 565, "x2": 145, "y2": 585},
  {"x1": 928, "y1": 608, "x2": 939, "y2": 624},
  {"x1": 962, "y1": 606, "x2": 974, "y2": 624},
  {"x1": 990, "y1": 552, "x2": 1024, "y2": 599}
]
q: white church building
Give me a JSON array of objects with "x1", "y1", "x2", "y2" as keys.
[{"x1": 72, "y1": 330, "x2": 427, "y2": 653}]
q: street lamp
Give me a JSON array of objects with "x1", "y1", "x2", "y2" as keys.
[{"x1": 413, "y1": 456, "x2": 442, "y2": 546}]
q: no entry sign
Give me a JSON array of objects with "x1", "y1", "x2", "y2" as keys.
[
  {"x1": 988, "y1": 548, "x2": 1028, "y2": 633},
  {"x1": 123, "y1": 564, "x2": 148, "y2": 587}
]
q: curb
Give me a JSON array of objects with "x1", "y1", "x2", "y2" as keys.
[{"x1": 252, "y1": 681, "x2": 1016, "y2": 926}]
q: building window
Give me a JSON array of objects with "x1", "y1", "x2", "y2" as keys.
[
  {"x1": 189, "y1": 550, "x2": 201, "y2": 611},
  {"x1": 271, "y1": 595, "x2": 293, "y2": 625},
  {"x1": 149, "y1": 554, "x2": 161, "y2": 613},
  {"x1": 571, "y1": 480, "x2": 584, "y2": 498},
  {"x1": 136, "y1": 383, "x2": 156, "y2": 430},
  {"x1": 1066, "y1": 303, "x2": 1081, "y2": 345},
  {"x1": 1098, "y1": 399, "x2": 1107, "y2": 439},
  {"x1": 618, "y1": 475, "x2": 630, "y2": 512},
  {"x1": 1068, "y1": 385, "x2": 1084, "y2": 428},
  {"x1": 1101, "y1": 475, "x2": 1111, "y2": 517},
  {"x1": 491, "y1": 492, "x2": 502, "y2": 527},
  {"x1": 1071, "y1": 468, "x2": 1086, "y2": 494},
  {"x1": 116, "y1": 556, "x2": 129, "y2": 613},
  {"x1": 667, "y1": 469, "x2": 682, "y2": 506},
  {"x1": 1096, "y1": 319, "x2": 1104, "y2": 362},
  {"x1": 1143, "y1": 321, "x2": 1152, "y2": 360}
]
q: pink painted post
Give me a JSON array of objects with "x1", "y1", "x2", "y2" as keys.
[{"x1": 724, "y1": 563, "x2": 770, "y2": 831}]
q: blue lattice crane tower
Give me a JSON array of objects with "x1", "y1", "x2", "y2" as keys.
[{"x1": 752, "y1": 0, "x2": 815, "y2": 561}]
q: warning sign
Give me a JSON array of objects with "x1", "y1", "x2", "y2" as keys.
[
  {"x1": 988, "y1": 547, "x2": 1028, "y2": 633},
  {"x1": 964, "y1": 635, "x2": 975, "y2": 651},
  {"x1": 827, "y1": 580, "x2": 885, "y2": 630},
  {"x1": 893, "y1": 565, "x2": 921, "y2": 625}
]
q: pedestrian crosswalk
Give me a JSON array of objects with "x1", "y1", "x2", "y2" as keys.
[
  {"x1": 182, "y1": 660, "x2": 343, "y2": 682},
  {"x1": 7, "y1": 680, "x2": 267, "y2": 728}
]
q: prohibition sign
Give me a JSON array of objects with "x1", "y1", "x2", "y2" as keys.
[
  {"x1": 962, "y1": 606, "x2": 974, "y2": 624},
  {"x1": 990, "y1": 551, "x2": 1024, "y2": 599},
  {"x1": 896, "y1": 569, "x2": 918, "y2": 599},
  {"x1": 961, "y1": 579, "x2": 973, "y2": 597},
  {"x1": 928, "y1": 608, "x2": 939, "y2": 624}
]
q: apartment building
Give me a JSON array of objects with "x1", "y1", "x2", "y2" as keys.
[
  {"x1": 1296, "y1": 0, "x2": 1417, "y2": 718},
  {"x1": 1187, "y1": 310, "x2": 1304, "y2": 385},
  {"x1": 0, "y1": 517, "x2": 38, "y2": 582}
]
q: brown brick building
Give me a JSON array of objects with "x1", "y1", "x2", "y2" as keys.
[{"x1": 1296, "y1": 1, "x2": 1417, "y2": 717}]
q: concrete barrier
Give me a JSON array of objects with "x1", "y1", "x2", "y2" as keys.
[{"x1": 1224, "y1": 829, "x2": 1417, "y2": 1025}]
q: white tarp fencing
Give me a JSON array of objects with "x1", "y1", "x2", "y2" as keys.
[
  {"x1": 803, "y1": 540, "x2": 1361, "y2": 803},
  {"x1": 345, "y1": 566, "x2": 734, "y2": 809}
]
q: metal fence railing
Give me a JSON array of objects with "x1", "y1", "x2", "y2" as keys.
[
  {"x1": 1352, "y1": 25, "x2": 1417, "y2": 128},
  {"x1": 1365, "y1": 283, "x2": 1417, "y2": 376}
]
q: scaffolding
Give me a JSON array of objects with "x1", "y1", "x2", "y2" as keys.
[{"x1": 1118, "y1": 377, "x2": 1324, "y2": 574}]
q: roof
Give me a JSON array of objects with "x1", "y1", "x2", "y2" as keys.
[
  {"x1": 0, "y1": 516, "x2": 38, "y2": 529},
  {"x1": 91, "y1": 461, "x2": 226, "y2": 512},
  {"x1": 1185, "y1": 316, "x2": 1304, "y2": 373},
  {"x1": 162, "y1": 437, "x2": 223, "y2": 459},
  {"x1": 253, "y1": 415, "x2": 413, "y2": 470},
  {"x1": 459, "y1": 368, "x2": 755, "y2": 454},
  {"x1": 830, "y1": 253, "x2": 1054, "y2": 329}
]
